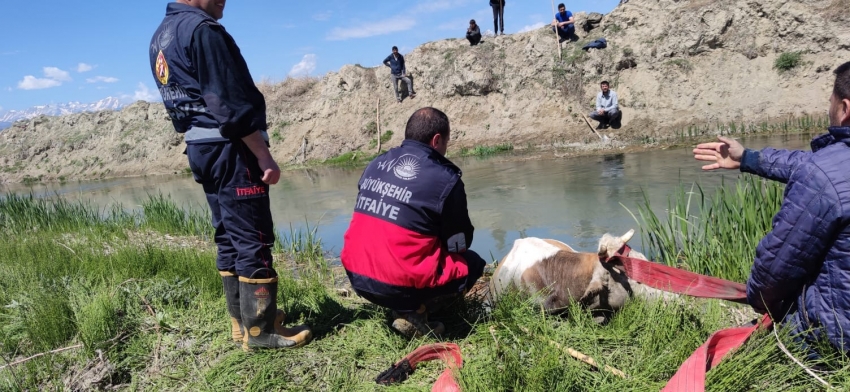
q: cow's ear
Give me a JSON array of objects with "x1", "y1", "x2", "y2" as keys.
[{"x1": 620, "y1": 229, "x2": 635, "y2": 244}]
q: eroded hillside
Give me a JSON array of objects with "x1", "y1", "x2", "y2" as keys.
[{"x1": 1, "y1": 0, "x2": 848, "y2": 183}]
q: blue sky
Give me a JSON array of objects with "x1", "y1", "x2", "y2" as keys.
[{"x1": 0, "y1": 0, "x2": 620, "y2": 113}]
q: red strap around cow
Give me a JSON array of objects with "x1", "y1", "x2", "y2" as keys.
[
  {"x1": 375, "y1": 343, "x2": 463, "y2": 392},
  {"x1": 609, "y1": 245, "x2": 748, "y2": 304}
]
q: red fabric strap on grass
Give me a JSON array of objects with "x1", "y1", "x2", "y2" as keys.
[
  {"x1": 661, "y1": 315, "x2": 772, "y2": 392},
  {"x1": 401, "y1": 343, "x2": 463, "y2": 392},
  {"x1": 608, "y1": 248, "x2": 770, "y2": 392}
]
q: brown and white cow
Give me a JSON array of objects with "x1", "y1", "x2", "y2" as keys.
[{"x1": 489, "y1": 229, "x2": 676, "y2": 323}]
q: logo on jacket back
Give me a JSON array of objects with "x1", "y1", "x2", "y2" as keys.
[
  {"x1": 152, "y1": 23, "x2": 174, "y2": 86},
  {"x1": 155, "y1": 51, "x2": 170, "y2": 85},
  {"x1": 392, "y1": 154, "x2": 420, "y2": 180}
]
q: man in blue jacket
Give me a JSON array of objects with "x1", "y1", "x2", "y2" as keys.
[
  {"x1": 693, "y1": 61, "x2": 850, "y2": 357},
  {"x1": 551, "y1": 3, "x2": 575, "y2": 43},
  {"x1": 341, "y1": 107, "x2": 486, "y2": 338},
  {"x1": 149, "y1": 0, "x2": 311, "y2": 351},
  {"x1": 383, "y1": 46, "x2": 416, "y2": 103}
]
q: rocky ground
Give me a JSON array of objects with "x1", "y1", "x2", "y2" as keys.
[{"x1": 0, "y1": 0, "x2": 847, "y2": 184}]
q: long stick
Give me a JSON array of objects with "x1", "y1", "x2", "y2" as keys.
[
  {"x1": 581, "y1": 112, "x2": 604, "y2": 140},
  {"x1": 518, "y1": 326, "x2": 627, "y2": 378},
  {"x1": 376, "y1": 97, "x2": 381, "y2": 153},
  {"x1": 0, "y1": 344, "x2": 83, "y2": 370},
  {"x1": 551, "y1": 0, "x2": 561, "y2": 59}
]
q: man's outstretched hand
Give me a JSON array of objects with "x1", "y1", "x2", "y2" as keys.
[{"x1": 693, "y1": 136, "x2": 745, "y2": 171}]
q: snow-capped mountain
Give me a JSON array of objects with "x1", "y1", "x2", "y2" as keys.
[{"x1": 0, "y1": 97, "x2": 125, "y2": 129}]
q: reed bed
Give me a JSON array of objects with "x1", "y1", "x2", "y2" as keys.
[
  {"x1": 0, "y1": 184, "x2": 849, "y2": 390},
  {"x1": 632, "y1": 175, "x2": 784, "y2": 283}
]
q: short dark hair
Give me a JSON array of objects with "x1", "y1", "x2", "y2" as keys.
[
  {"x1": 470, "y1": 19, "x2": 476, "y2": 24},
  {"x1": 601, "y1": 81, "x2": 610, "y2": 86},
  {"x1": 392, "y1": 46, "x2": 398, "y2": 51},
  {"x1": 405, "y1": 107, "x2": 450, "y2": 144},
  {"x1": 558, "y1": 3, "x2": 566, "y2": 9},
  {"x1": 834, "y1": 61, "x2": 850, "y2": 101}
]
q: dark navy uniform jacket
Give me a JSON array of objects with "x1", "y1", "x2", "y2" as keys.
[
  {"x1": 149, "y1": 3, "x2": 266, "y2": 144},
  {"x1": 383, "y1": 53, "x2": 407, "y2": 76},
  {"x1": 341, "y1": 140, "x2": 475, "y2": 306}
]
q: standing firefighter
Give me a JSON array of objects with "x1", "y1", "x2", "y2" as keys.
[{"x1": 149, "y1": 0, "x2": 312, "y2": 351}]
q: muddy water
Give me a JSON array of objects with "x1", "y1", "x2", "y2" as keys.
[{"x1": 1, "y1": 134, "x2": 814, "y2": 259}]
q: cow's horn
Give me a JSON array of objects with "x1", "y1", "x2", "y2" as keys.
[{"x1": 620, "y1": 229, "x2": 635, "y2": 243}]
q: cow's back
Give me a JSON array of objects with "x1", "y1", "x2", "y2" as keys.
[{"x1": 491, "y1": 237, "x2": 588, "y2": 298}]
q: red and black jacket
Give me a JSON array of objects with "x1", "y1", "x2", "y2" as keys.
[{"x1": 341, "y1": 140, "x2": 474, "y2": 311}]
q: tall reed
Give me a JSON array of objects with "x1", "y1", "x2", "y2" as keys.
[{"x1": 632, "y1": 175, "x2": 785, "y2": 282}]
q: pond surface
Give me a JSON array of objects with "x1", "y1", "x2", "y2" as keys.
[{"x1": 1, "y1": 134, "x2": 814, "y2": 259}]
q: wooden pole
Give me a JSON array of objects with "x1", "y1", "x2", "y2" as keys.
[
  {"x1": 581, "y1": 112, "x2": 604, "y2": 140},
  {"x1": 518, "y1": 326, "x2": 626, "y2": 378},
  {"x1": 551, "y1": 0, "x2": 562, "y2": 59},
  {"x1": 376, "y1": 97, "x2": 382, "y2": 153}
]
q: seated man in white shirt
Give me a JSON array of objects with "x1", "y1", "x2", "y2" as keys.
[{"x1": 588, "y1": 81, "x2": 621, "y2": 130}]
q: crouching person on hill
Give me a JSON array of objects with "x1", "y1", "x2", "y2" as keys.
[
  {"x1": 149, "y1": 0, "x2": 311, "y2": 351},
  {"x1": 466, "y1": 19, "x2": 482, "y2": 46},
  {"x1": 341, "y1": 107, "x2": 486, "y2": 338},
  {"x1": 693, "y1": 61, "x2": 850, "y2": 360},
  {"x1": 589, "y1": 81, "x2": 621, "y2": 130}
]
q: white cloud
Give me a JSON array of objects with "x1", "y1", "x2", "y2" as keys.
[
  {"x1": 518, "y1": 22, "x2": 546, "y2": 33},
  {"x1": 312, "y1": 11, "x2": 332, "y2": 21},
  {"x1": 43, "y1": 67, "x2": 71, "y2": 82},
  {"x1": 327, "y1": 17, "x2": 415, "y2": 40},
  {"x1": 288, "y1": 54, "x2": 317, "y2": 77},
  {"x1": 86, "y1": 76, "x2": 119, "y2": 83},
  {"x1": 133, "y1": 82, "x2": 160, "y2": 102},
  {"x1": 77, "y1": 63, "x2": 94, "y2": 72},
  {"x1": 17, "y1": 75, "x2": 62, "y2": 90}
]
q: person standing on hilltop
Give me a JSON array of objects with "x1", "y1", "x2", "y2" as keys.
[
  {"x1": 383, "y1": 46, "x2": 416, "y2": 103},
  {"x1": 148, "y1": 0, "x2": 312, "y2": 351},
  {"x1": 551, "y1": 3, "x2": 575, "y2": 43},
  {"x1": 490, "y1": 0, "x2": 505, "y2": 36},
  {"x1": 589, "y1": 81, "x2": 622, "y2": 130},
  {"x1": 693, "y1": 61, "x2": 850, "y2": 359},
  {"x1": 341, "y1": 107, "x2": 486, "y2": 338},
  {"x1": 466, "y1": 19, "x2": 482, "y2": 46}
]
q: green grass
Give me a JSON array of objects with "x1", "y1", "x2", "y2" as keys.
[
  {"x1": 459, "y1": 143, "x2": 514, "y2": 157},
  {"x1": 665, "y1": 59, "x2": 693, "y2": 73},
  {"x1": 1, "y1": 184, "x2": 850, "y2": 390},
  {"x1": 630, "y1": 175, "x2": 784, "y2": 282},
  {"x1": 320, "y1": 151, "x2": 381, "y2": 167},
  {"x1": 368, "y1": 130, "x2": 394, "y2": 149},
  {"x1": 642, "y1": 114, "x2": 828, "y2": 145},
  {"x1": 774, "y1": 51, "x2": 802, "y2": 72}
]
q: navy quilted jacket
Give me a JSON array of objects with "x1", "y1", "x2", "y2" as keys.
[{"x1": 740, "y1": 126, "x2": 850, "y2": 352}]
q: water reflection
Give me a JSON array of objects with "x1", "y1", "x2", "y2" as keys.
[{"x1": 0, "y1": 133, "x2": 815, "y2": 260}]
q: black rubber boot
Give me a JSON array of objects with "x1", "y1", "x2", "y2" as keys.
[
  {"x1": 239, "y1": 268, "x2": 312, "y2": 351},
  {"x1": 390, "y1": 305, "x2": 445, "y2": 338},
  {"x1": 220, "y1": 271, "x2": 243, "y2": 343}
]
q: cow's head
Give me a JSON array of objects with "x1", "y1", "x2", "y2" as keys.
[{"x1": 596, "y1": 229, "x2": 640, "y2": 260}]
